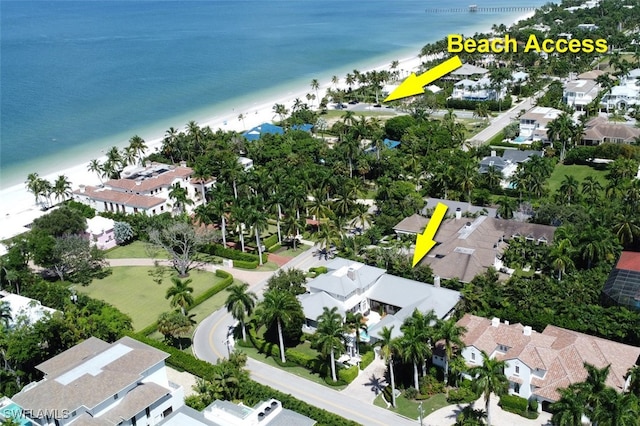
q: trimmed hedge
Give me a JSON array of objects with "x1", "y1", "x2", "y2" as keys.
[
  {"x1": 500, "y1": 394, "x2": 528, "y2": 412},
  {"x1": 128, "y1": 334, "x2": 357, "y2": 426},
  {"x1": 200, "y1": 243, "x2": 267, "y2": 264},
  {"x1": 263, "y1": 234, "x2": 279, "y2": 249},
  {"x1": 446, "y1": 97, "x2": 512, "y2": 111},
  {"x1": 309, "y1": 266, "x2": 328, "y2": 275},
  {"x1": 232, "y1": 259, "x2": 259, "y2": 269},
  {"x1": 359, "y1": 350, "x2": 375, "y2": 370},
  {"x1": 268, "y1": 243, "x2": 282, "y2": 253},
  {"x1": 338, "y1": 365, "x2": 359, "y2": 384}
]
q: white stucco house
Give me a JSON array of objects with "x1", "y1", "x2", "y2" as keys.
[
  {"x1": 518, "y1": 106, "x2": 563, "y2": 142},
  {"x1": 0, "y1": 290, "x2": 58, "y2": 328},
  {"x1": 452, "y1": 314, "x2": 640, "y2": 412}
]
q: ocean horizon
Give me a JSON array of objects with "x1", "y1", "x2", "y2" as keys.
[{"x1": 0, "y1": 0, "x2": 547, "y2": 189}]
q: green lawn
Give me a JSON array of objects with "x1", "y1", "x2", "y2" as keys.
[
  {"x1": 374, "y1": 392, "x2": 450, "y2": 420},
  {"x1": 547, "y1": 164, "x2": 608, "y2": 195},
  {"x1": 105, "y1": 241, "x2": 168, "y2": 259},
  {"x1": 273, "y1": 244, "x2": 311, "y2": 258},
  {"x1": 237, "y1": 343, "x2": 347, "y2": 390},
  {"x1": 78, "y1": 266, "x2": 225, "y2": 331}
]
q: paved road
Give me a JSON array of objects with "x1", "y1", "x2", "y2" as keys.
[{"x1": 191, "y1": 248, "x2": 417, "y2": 425}]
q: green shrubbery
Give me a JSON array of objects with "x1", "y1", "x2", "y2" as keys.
[
  {"x1": 446, "y1": 380, "x2": 479, "y2": 404},
  {"x1": 268, "y1": 243, "x2": 282, "y2": 253},
  {"x1": 446, "y1": 97, "x2": 512, "y2": 112},
  {"x1": 309, "y1": 266, "x2": 328, "y2": 275},
  {"x1": 200, "y1": 243, "x2": 267, "y2": 265},
  {"x1": 499, "y1": 394, "x2": 538, "y2": 419},
  {"x1": 338, "y1": 365, "x2": 359, "y2": 384},
  {"x1": 232, "y1": 259, "x2": 259, "y2": 269},
  {"x1": 359, "y1": 350, "x2": 375, "y2": 370},
  {"x1": 263, "y1": 234, "x2": 279, "y2": 249}
]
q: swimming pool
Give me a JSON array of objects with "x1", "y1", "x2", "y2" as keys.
[
  {"x1": 359, "y1": 330, "x2": 371, "y2": 342},
  {"x1": 0, "y1": 403, "x2": 33, "y2": 426},
  {"x1": 514, "y1": 136, "x2": 530, "y2": 143}
]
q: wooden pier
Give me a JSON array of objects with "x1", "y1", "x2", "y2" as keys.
[{"x1": 425, "y1": 5, "x2": 536, "y2": 13}]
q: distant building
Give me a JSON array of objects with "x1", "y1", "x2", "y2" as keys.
[
  {"x1": 0, "y1": 290, "x2": 57, "y2": 328},
  {"x1": 422, "y1": 198, "x2": 497, "y2": 219},
  {"x1": 602, "y1": 251, "x2": 640, "y2": 311},
  {"x1": 454, "y1": 313, "x2": 640, "y2": 411},
  {"x1": 451, "y1": 77, "x2": 507, "y2": 101},
  {"x1": 582, "y1": 116, "x2": 640, "y2": 145},
  {"x1": 74, "y1": 162, "x2": 204, "y2": 216},
  {"x1": 563, "y1": 79, "x2": 601, "y2": 110},
  {"x1": 242, "y1": 123, "x2": 284, "y2": 141},
  {"x1": 11, "y1": 336, "x2": 184, "y2": 425},
  {"x1": 600, "y1": 69, "x2": 640, "y2": 111},
  {"x1": 449, "y1": 63, "x2": 489, "y2": 80},
  {"x1": 518, "y1": 106, "x2": 563, "y2": 143},
  {"x1": 416, "y1": 215, "x2": 555, "y2": 282},
  {"x1": 85, "y1": 216, "x2": 116, "y2": 250},
  {"x1": 479, "y1": 150, "x2": 543, "y2": 183}
]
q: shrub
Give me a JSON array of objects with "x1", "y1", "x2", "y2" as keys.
[
  {"x1": 309, "y1": 266, "x2": 328, "y2": 275},
  {"x1": 263, "y1": 234, "x2": 279, "y2": 249},
  {"x1": 338, "y1": 365, "x2": 359, "y2": 384},
  {"x1": 447, "y1": 385, "x2": 478, "y2": 404},
  {"x1": 500, "y1": 394, "x2": 529, "y2": 412},
  {"x1": 268, "y1": 243, "x2": 282, "y2": 253},
  {"x1": 404, "y1": 387, "x2": 418, "y2": 400},
  {"x1": 232, "y1": 259, "x2": 259, "y2": 269},
  {"x1": 419, "y1": 373, "x2": 445, "y2": 396},
  {"x1": 529, "y1": 398, "x2": 539, "y2": 412},
  {"x1": 445, "y1": 97, "x2": 512, "y2": 112},
  {"x1": 200, "y1": 243, "x2": 267, "y2": 264},
  {"x1": 359, "y1": 351, "x2": 375, "y2": 370},
  {"x1": 66, "y1": 200, "x2": 96, "y2": 218},
  {"x1": 190, "y1": 274, "x2": 234, "y2": 308},
  {"x1": 324, "y1": 376, "x2": 348, "y2": 387}
]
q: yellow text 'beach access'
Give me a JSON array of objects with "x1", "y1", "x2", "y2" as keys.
[{"x1": 448, "y1": 34, "x2": 607, "y2": 54}]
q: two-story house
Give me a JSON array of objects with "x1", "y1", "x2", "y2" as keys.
[
  {"x1": 453, "y1": 314, "x2": 640, "y2": 412},
  {"x1": 563, "y1": 79, "x2": 600, "y2": 110},
  {"x1": 518, "y1": 106, "x2": 563, "y2": 143},
  {"x1": 10, "y1": 336, "x2": 184, "y2": 425}
]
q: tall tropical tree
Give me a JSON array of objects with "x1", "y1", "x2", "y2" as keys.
[
  {"x1": 310, "y1": 79, "x2": 320, "y2": 106},
  {"x1": 551, "y1": 387, "x2": 587, "y2": 426},
  {"x1": 399, "y1": 309, "x2": 435, "y2": 391},
  {"x1": 256, "y1": 290, "x2": 300, "y2": 363},
  {"x1": 128, "y1": 135, "x2": 148, "y2": 165},
  {"x1": 625, "y1": 365, "x2": 640, "y2": 396},
  {"x1": 496, "y1": 196, "x2": 517, "y2": 219},
  {"x1": 468, "y1": 351, "x2": 509, "y2": 426},
  {"x1": 168, "y1": 183, "x2": 194, "y2": 214},
  {"x1": 434, "y1": 318, "x2": 467, "y2": 385},
  {"x1": 52, "y1": 175, "x2": 72, "y2": 204},
  {"x1": 87, "y1": 159, "x2": 105, "y2": 185},
  {"x1": 165, "y1": 277, "x2": 194, "y2": 315},
  {"x1": 225, "y1": 283, "x2": 257, "y2": 342},
  {"x1": 315, "y1": 307, "x2": 346, "y2": 382},
  {"x1": 550, "y1": 238, "x2": 575, "y2": 281},
  {"x1": 547, "y1": 112, "x2": 576, "y2": 162},
  {"x1": 592, "y1": 389, "x2": 639, "y2": 426},
  {"x1": 248, "y1": 202, "x2": 269, "y2": 265},
  {"x1": 376, "y1": 326, "x2": 399, "y2": 407},
  {"x1": 344, "y1": 312, "x2": 367, "y2": 356},
  {"x1": 581, "y1": 176, "x2": 603, "y2": 205},
  {"x1": 191, "y1": 162, "x2": 211, "y2": 205},
  {"x1": 455, "y1": 405, "x2": 487, "y2": 426},
  {"x1": 558, "y1": 175, "x2": 580, "y2": 205},
  {"x1": 25, "y1": 172, "x2": 46, "y2": 207}
]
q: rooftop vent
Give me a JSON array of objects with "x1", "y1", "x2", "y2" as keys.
[
  {"x1": 523, "y1": 326, "x2": 532, "y2": 336},
  {"x1": 491, "y1": 317, "x2": 500, "y2": 328}
]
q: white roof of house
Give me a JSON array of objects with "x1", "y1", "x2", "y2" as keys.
[
  {"x1": 86, "y1": 216, "x2": 115, "y2": 235},
  {"x1": 298, "y1": 292, "x2": 345, "y2": 321},
  {"x1": 452, "y1": 63, "x2": 488, "y2": 76},
  {"x1": 0, "y1": 291, "x2": 57, "y2": 327}
]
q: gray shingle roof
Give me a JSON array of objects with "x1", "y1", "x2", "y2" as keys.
[
  {"x1": 307, "y1": 261, "x2": 386, "y2": 298},
  {"x1": 298, "y1": 292, "x2": 345, "y2": 322}
]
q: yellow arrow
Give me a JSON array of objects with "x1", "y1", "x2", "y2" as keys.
[
  {"x1": 384, "y1": 56, "x2": 463, "y2": 102},
  {"x1": 412, "y1": 202, "x2": 448, "y2": 267}
]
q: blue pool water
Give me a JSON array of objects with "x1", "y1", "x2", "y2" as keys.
[
  {"x1": 514, "y1": 136, "x2": 530, "y2": 143},
  {"x1": 0, "y1": 403, "x2": 33, "y2": 426}
]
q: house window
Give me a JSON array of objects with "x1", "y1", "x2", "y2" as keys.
[
  {"x1": 114, "y1": 393, "x2": 119, "y2": 400},
  {"x1": 471, "y1": 352, "x2": 476, "y2": 361},
  {"x1": 514, "y1": 383, "x2": 520, "y2": 393},
  {"x1": 515, "y1": 366, "x2": 520, "y2": 375},
  {"x1": 146, "y1": 408, "x2": 150, "y2": 418},
  {"x1": 132, "y1": 416, "x2": 137, "y2": 426},
  {"x1": 162, "y1": 407, "x2": 173, "y2": 418}
]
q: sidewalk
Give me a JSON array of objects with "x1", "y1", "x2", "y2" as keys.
[{"x1": 341, "y1": 351, "x2": 389, "y2": 404}]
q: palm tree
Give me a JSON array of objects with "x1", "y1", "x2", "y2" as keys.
[
  {"x1": 577, "y1": 362, "x2": 612, "y2": 415},
  {"x1": 468, "y1": 351, "x2": 509, "y2": 426},
  {"x1": 52, "y1": 175, "x2": 72, "y2": 204},
  {"x1": 455, "y1": 405, "x2": 487, "y2": 426},
  {"x1": 550, "y1": 239, "x2": 575, "y2": 281},
  {"x1": 128, "y1": 135, "x2": 147, "y2": 165},
  {"x1": 248, "y1": 202, "x2": 268, "y2": 265},
  {"x1": 191, "y1": 162, "x2": 211, "y2": 205},
  {"x1": 344, "y1": 312, "x2": 367, "y2": 356},
  {"x1": 592, "y1": 389, "x2": 639, "y2": 426},
  {"x1": 225, "y1": 283, "x2": 257, "y2": 342},
  {"x1": 256, "y1": 290, "x2": 301, "y2": 363},
  {"x1": 612, "y1": 213, "x2": 640, "y2": 247},
  {"x1": 547, "y1": 112, "x2": 576, "y2": 162},
  {"x1": 272, "y1": 103, "x2": 289, "y2": 124},
  {"x1": 434, "y1": 318, "x2": 467, "y2": 386},
  {"x1": 558, "y1": 175, "x2": 580, "y2": 205},
  {"x1": 459, "y1": 160, "x2": 478, "y2": 203},
  {"x1": 237, "y1": 113, "x2": 246, "y2": 129},
  {"x1": 581, "y1": 176, "x2": 603, "y2": 205},
  {"x1": 315, "y1": 307, "x2": 346, "y2": 382},
  {"x1": 168, "y1": 183, "x2": 193, "y2": 214},
  {"x1": 165, "y1": 277, "x2": 194, "y2": 315},
  {"x1": 551, "y1": 387, "x2": 587, "y2": 426},
  {"x1": 0, "y1": 301, "x2": 12, "y2": 329},
  {"x1": 87, "y1": 159, "x2": 105, "y2": 185},
  {"x1": 625, "y1": 365, "x2": 640, "y2": 396},
  {"x1": 399, "y1": 309, "x2": 434, "y2": 391},
  {"x1": 282, "y1": 212, "x2": 304, "y2": 249},
  {"x1": 25, "y1": 172, "x2": 45, "y2": 207},
  {"x1": 496, "y1": 196, "x2": 516, "y2": 219},
  {"x1": 310, "y1": 79, "x2": 320, "y2": 106},
  {"x1": 376, "y1": 326, "x2": 399, "y2": 407}
]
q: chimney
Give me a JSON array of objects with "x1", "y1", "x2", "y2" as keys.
[
  {"x1": 180, "y1": 161, "x2": 187, "y2": 167},
  {"x1": 504, "y1": 320, "x2": 509, "y2": 326},
  {"x1": 79, "y1": 185, "x2": 85, "y2": 193},
  {"x1": 347, "y1": 268, "x2": 356, "y2": 281},
  {"x1": 523, "y1": 326, "x2": 532, "y2": 336},
  {"x1": 491, "y1": 150, "x2": 497, "y2": 157},
  {"x1": 491, "y1": 317, "x2": 500, "y2": 328},
  {"x1": 433, "y1": 275, "x2": 441, "y2": 288},
  {"x1": 455, "y1": 207, "x2": 462, "y2": 220}
]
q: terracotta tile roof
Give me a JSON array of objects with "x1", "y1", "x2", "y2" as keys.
[
  {"x1": 74, "y1": 186, "x2": 165, "y2": 209},
  {"x1": 458, "y1": 314, "x2": 640, "y2": 401},
  {"x1": 616, "y1": 251, "x2": 640, "y2": 272}
]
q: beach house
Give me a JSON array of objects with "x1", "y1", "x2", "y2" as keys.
[
  {"x1": 479, "y1": 150, "x2": 543, "y2": 184},
  {"x1": 518, "y1": 106, "x2": 563, "y2": 143},
  {"x1": 562, "y1": 78, "x2": 601, "y2": 110},
  {"x1": 454, "y1": 313, "x2": 640, "y2": 412},
  {"x1": 0, "y1": 290, "x2": 57, "y2": 328},
  {"x1": 84, "y1": 216, "x2": 117, "y2": 250},
  {"x1": 413, "y1": 214, "x2": 556, "y2": 282},
  {"x1": 298, "y1": 258, "x2": 461, "y2": 348},
  {"x1": 581, "y1": 116, "x2": 640, "y2": 145},
  {"x1": 73, "y1": 162, "x2": 205, "y2": 216},
  {"x1": 600, "y1": 68, "x2": 640, "y2": 111},
  {"x1": 10, "y1": 336, "x2": 185, "y2": 425}
]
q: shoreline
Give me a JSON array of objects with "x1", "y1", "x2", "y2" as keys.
[{"x1": 0, "y1": 9, "x2": 535, "y2": 241}]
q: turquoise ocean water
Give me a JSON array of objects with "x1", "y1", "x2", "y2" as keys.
[{"x1": 0, "y1": 0, "x2": 546, "y2": 189}]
